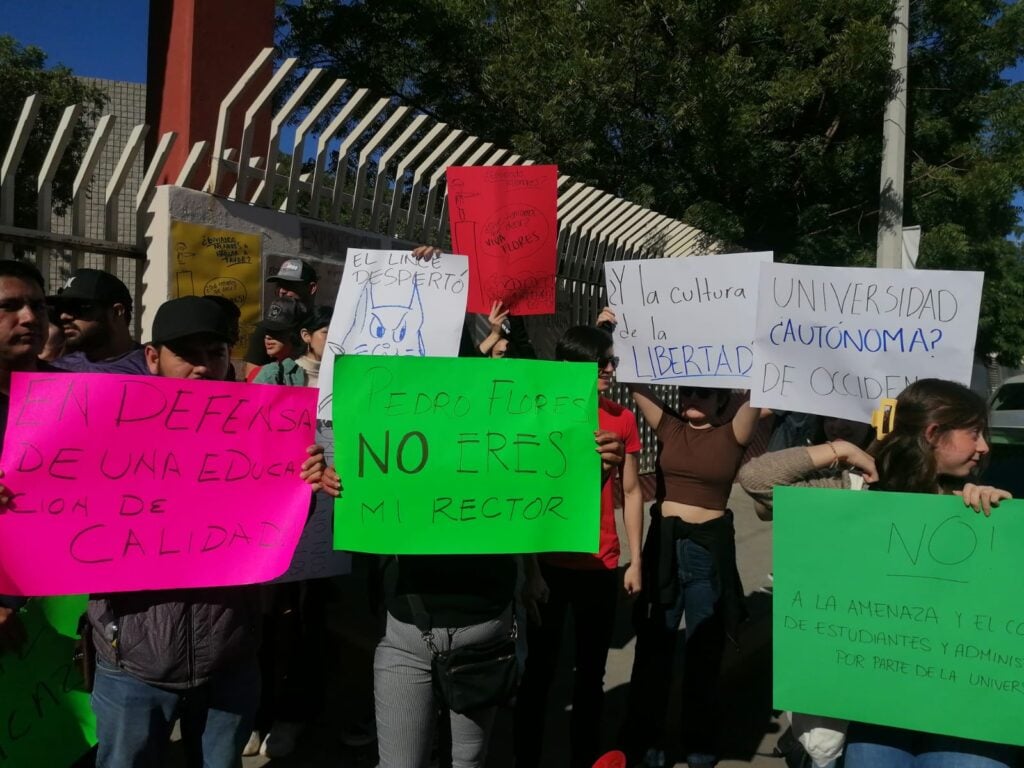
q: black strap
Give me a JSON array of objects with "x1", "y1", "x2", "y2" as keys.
[{"x1": 405, "y1": 592, "x2": 433, "y2": 635}]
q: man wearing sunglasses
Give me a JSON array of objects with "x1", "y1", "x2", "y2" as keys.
[{"x1": 48, "y1": 268, "x2": 148, "y2": 375}]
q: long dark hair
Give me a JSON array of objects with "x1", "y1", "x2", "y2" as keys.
[{"x1": 869, "y1": 378, "x2": 988, "y2": 494}]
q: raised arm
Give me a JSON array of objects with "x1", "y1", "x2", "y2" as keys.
[
  {"x1": 730, "y1": 392, "x2": 762, "y2": 446},
  {"x1": 628, "y1": 383, "x2": 667, "y2": 431}
]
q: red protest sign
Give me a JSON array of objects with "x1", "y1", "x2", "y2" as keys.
[{"x1": 447, "y1": 165, "x2": 557, "y2": 315}]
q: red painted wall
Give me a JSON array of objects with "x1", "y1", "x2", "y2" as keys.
[{"x1": 146, "y1": 0, "x2": 275, "y2": 187}]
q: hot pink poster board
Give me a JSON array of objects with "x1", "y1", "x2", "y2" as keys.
[
  {"x1": 0, "y1": 373, "x2": 316, "y2": 595},
  {"x1": 447, "y1": 164, "x2": 558, "y2": 315}
]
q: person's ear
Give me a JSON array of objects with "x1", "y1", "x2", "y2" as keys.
[
  {"x1": 923, "y1": 422, "x2": 942, "y2": 446},
  {"x1": 300, "y1": 328, "x2": 312, "y2": 344},
  {"x1": 144, "y1": 344, "x2": 160, "y2": 375}
]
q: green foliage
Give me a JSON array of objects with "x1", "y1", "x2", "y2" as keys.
[
  {"x1": 0, "y1": 36, "x2": 107, "y2": 226},
  {"x1": 280, "y1": 0, "x2": 1024, "y2": 361}
]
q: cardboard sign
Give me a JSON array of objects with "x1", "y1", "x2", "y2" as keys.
[
  {"x1": 0, "y1": 373, "x2": 316, "y2": 595},
  {"x1": 447, "y1": 165, "x2": 558, "y2": 315},
  {"x1": 604, "y1": 252, "x2": 772, "y2": 387},
  {"x1": 774, "y1": 486, "x2": 1024, "y2": 746},
  {"x1": 0, "y1": 596, "x2": 97, "y2": 765},
  {"x1": 752, "y1": 263, "x2": 983, "y2": 422},
  {"x1": 316, "y1": 248, "x2": 469, "y2": 427},
  {"x1": 170, "y1": 221, "x2": 262, "y2": 357},
  {"x1": 332, "y1": 356, "x2": 600, "y2": 554},
  {"x1": 271, "y1": 492, "x2": 352, "y2": 583}
]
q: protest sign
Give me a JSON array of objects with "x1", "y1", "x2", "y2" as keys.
[
  {"x1": 272, "y1": 492, "x2": 352, "y2": 583},
  {"x1": 332, "y1": 355, "x2": 600, "y2": 554},
  {"x1": 604, "y1": 252, "x2": 772, "y2": 387},
  {"x1": 447, "y1": 165, "x2": 558, "y2": 315},
  {"x1": 316, "y1": 248, "x2": 468, "y2": 427},
  {"x1": 0, "y1": 595, "x2": 97, "y2": 765},
  {"x1": 0, "y1": 373, "x2": 316, "y2": 595},
  {"x1": 170, "y1": 221, "x2": 262, "y2": 357},
  {"x1": 774, "y1": 486, "x2": 1024, "y2": 746},
  {"x1": 752, "y1": 262, "x2": 983, "y2": 422}
]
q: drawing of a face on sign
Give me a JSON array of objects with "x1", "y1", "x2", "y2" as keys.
[
  {"x1": 480, "y1": 204, "x2": 552, "y2": 263},
  {"x1": 331, "y1": 281, "x2": 427, "y2": 357}
]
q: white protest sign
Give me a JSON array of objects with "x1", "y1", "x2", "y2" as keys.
[
  {"x1": 604, "y1": 252, "x2": 773, "y2": 388},
  {"x1": 317, "y1": 249, "x2": 469, "y2": 425},
  {"x1": 751, "y1": 262, "x2": 984, "y2": 422}
]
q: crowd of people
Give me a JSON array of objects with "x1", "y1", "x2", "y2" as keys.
[{"x1": 0, "y1": 251, "x2": 1015, "y2": 768}]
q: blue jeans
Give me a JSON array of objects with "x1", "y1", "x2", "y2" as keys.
[
  {"x1": 92, "y1": 658, "x2": 259, "y2": 768},
  {"x1": 625, "y1": 537, "x2": 725, "y2": 766},
  {"x1": 844, "y1": 723, "x2": 1018, "y2": 768}
]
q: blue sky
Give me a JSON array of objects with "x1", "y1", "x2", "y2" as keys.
[{"x1": 2, "y1": 0, "x2": 1021, "y2": 225}]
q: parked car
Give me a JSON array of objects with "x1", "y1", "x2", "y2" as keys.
[{"x1": 989, "y1": 374, "x2": 1024, "y2": 446}]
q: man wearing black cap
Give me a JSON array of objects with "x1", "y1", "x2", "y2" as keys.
[
  {"x1": 86, "y1": 296, "x2": 339, "y2": 768},
  {"x1": 48, "y1": 268, "x2": 148, "y2": 375},
  {"x1": 244, "y1": 258, "x2": 318, "y2": 378}
]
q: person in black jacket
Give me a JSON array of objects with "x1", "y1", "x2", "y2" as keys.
[{"x1": 87, "y1": 297, "x2": 338, "y2": 768}]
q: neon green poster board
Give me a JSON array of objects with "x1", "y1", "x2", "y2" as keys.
[
  {"x1": 332, "y1": 356, "x2": 600, "y2": 554},
  {"x1": 774, "y1": 486, "x2": 1024, "y2": 746},
  {"x1": 0, "y1": 595, "x2": 97, "y2": 764}
]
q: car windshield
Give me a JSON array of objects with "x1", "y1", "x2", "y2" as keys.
[{"x1": 991, "y1": 383, "x2": 1024, "y2": 411}]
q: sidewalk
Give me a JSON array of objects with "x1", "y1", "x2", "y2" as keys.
[{"x1": 178, "y1": 483, "x2": 784, "y2": 767}]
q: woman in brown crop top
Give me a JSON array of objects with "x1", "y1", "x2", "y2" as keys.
[{"x1": 622, "y1": 379, "x2": 762, "y2": 768}]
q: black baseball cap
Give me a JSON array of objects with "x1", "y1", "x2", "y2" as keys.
[
  {"x1": 262, "y1": 297, "x2": 305, "y2": 332},
  {"x1": 150, "y1": 297, "x2": 234, "y2": 345},
  {"x1": 267, "y1": 258, "x2": 317, "y2": 284},
  {"x1": 48, "y1": 268, "x2": 132, "y2": 307}
]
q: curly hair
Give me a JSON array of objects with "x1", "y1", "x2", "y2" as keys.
[{"x1": 869, "y1": 378, "x2": 988, "y2": 494}]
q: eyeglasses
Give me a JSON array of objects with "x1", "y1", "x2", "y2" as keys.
[{"x1": 597, "y1": 355, "x2": 620, "y2": 370}]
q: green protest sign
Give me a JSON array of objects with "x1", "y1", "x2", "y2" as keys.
[
  {"x1": 332, "y1": 355, "x2": 600, "y2": 554},
  {"x1": 774, "y1": 486, "x2": 1024, "y2": 746},
  {"x1": 0, "y1": 595, "x2": 97, "y2": 764}
]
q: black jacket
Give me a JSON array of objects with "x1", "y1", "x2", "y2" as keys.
[{"x1": 88, "y1": 586, "x2": 261, "y2": 689}]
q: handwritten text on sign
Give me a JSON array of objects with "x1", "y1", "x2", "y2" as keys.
[
  {"x1": 447, "y1": 165, "x2": 558, "y2": 315},
  {"x1": 332, "y1": 356, "x2": 600, "y2": 554},
  {"x1": 605, "y1": 252, "x2": 772, "y2": 387},
  {"x1": 316, "y1": 248, "x2": 468, "y2": 424},
  {"x1": 0, "y1": 373, "x2": 316, "y2": 595},
  {"x1": 170, "y1": 220, "x2": 262, "y2": 358},
  {"x1": 0, "y1": 596, "x2": 96, "y2": 765},
  {"x1": 752, "y1": 263, "x2": 983, "y2": 422},
  {"x1": 774, "y1": 487, "x2": 1024, "y2": 747}
]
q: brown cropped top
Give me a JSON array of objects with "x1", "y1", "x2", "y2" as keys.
[{"x1": 656, "y1": 415, "x2": 745, "y2": 510}]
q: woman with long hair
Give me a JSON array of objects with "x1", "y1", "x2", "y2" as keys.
[{"x1": 739, "y1": 378, "x2": 1014, "y2": 768}]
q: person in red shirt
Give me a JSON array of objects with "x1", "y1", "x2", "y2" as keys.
[{"x1": 514, "y1": 324, "x2": 643, "y2": 768}]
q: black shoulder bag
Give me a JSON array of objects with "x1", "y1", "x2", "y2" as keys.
[{"x1": 405, "y1": 593, "x2": 519, "y2": 714}]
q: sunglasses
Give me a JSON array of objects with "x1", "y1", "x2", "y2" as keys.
[
  {"x1": 678, "y1": 386, "x2": 714, "y2": 399},
  {"x1": 597, "y1": 355, "x2": 620, "y2": 370},
  {"x1": 51, "y1": 300, "x2": 102, "y2": 318}
]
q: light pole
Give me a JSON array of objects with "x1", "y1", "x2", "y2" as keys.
[{"x1": 876, "y1": 0, "x2": 909, "y2": 269}]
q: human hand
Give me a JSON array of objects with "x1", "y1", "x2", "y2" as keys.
[
  {"x1": 301, "y1": 444, "x2": 328, "y2": 491},
  {"x1": 623, "y1": 562, "x2": 642, "y2": 596},
  {"x1": 411, "y1": 245, "x2": 442, "y2": 262},
  {"x1": 487, "y1": 300, "x2": 509, "y2": 334},
  {"x1": 831, "y1": 440, "x2": 879, "y2": 484},
  {"x1": 0, "y1": 606, "x2": 26, "y2": 655},
  {"x1": 520, "y1": 571, "x2": 550, "y2": 626},
  {"x1": 321, "y1": 466, "x2": 342, "y2": 498},
  {"x1": 594, "y1": 429, "x2": 625, "y2": 473},
  {"x1": 954, "y1": 484, "x2": 1012, "y2": 517},
  {"x1": 596, "y1": 307, "x2": 617, "y2": 329}
]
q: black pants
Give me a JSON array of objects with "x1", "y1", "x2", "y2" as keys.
[{"x1": 513, "y1": 564, "x2": 618, "y2": 768}]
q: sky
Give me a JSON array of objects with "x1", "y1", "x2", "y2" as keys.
[{"x1": 2, "y1": 0, "x2": 1022, "y2": 226}]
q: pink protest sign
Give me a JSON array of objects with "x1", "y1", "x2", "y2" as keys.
[
  {"x1": 447, "y1": 165, "x2": 558, "y2": 315},
  {"x1": 0, "y1": 373, "x2": 317, "y2": 595}
]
